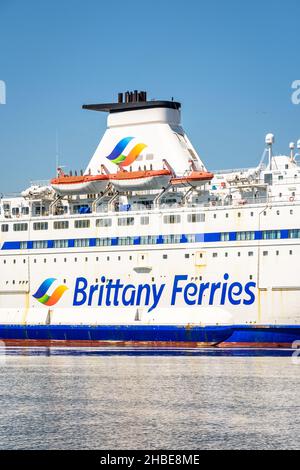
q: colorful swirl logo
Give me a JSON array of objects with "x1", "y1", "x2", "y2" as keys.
[
  {"x1": 33, "y1": 278, "x2": 68, "y2": 306},
  {"x1": 106, "y1": 137, "x2": 147, "y2": 167}
]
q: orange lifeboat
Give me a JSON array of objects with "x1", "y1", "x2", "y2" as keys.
[
  {"x1": 171, "y1": 171, "x2": 214, "y2": 188},
  {"x1": 109, "y1": 169, "x2": 172, "y2": 191},
  {"x1": 51, "y1": 174, "x2": 110, "y2": 195}
]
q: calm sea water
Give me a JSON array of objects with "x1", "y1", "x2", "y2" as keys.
[{"x1": 0, "y1": 347, "x2": 299, "y2": 450}]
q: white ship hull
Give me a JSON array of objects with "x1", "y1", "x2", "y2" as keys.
[{"x1": 1, "y1": 91, "x2": 300, "y2": 347}]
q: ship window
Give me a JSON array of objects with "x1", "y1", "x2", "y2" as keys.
[
  {"x1": 54, "y1": 239, "x2": 68, "y2": 248},
  {"x1": 278, "y1": 175, "x2": 283, "y2": 180},
  {"x1": 96, "y1": 218, "x2": 112, "y2": 228},
  {"x1": 264, "y1": 174, "x2": 273, "y2": 184},
  {"x1": 96, "y1": 238, "x2": 112, "y2": 247},
  {"x1": 225, "y1": 253, "x2": 228, "y2": 257},
  {"x1": 20, "y1": 242, "x2": 27, "y2": 249},
  {"x1": 187, "y1": 213, "x2": 205, "y2": 223},
  {"x1": 221, "y1": 233, "x2": 230, "y2": 241},
  {"x1": 33, "y1": 222, "x2": 48, "y2": 231},
  {"x1": 12, "y1": 207, "x2": 20, "y2": 216},
  {"x1": 140, "y1": 235, "x2": 156, "y2": 245},
  {"x1": 33, "y1": 241, "x2": 48, "y2": 249},
  {"x1": 186, "y1": 234, "x2": 196, "y2": 243},
  {"x1": 164, "y1": 234, "x2": 181, "y2": 244},
  {"x1": 118, "y1": 217, "x2": 134, "y2": 226},
  {"x1": 251, "y1": 212, "x2": 254, "y2": 216},
  {"x1": 74, "y1": 219, "x2": 90, "y2": 229},
  {"x1": 140, "y1": 216, "x2": 149, "y2": 225},
  {"x1": 237, "y1": 212, "x2": 241, "y2": 218},
  {"x1": 276, "y1": 210, "x2": 280, "y2": 215},
  {"x1": 276, "y1": 251, "x2": 279, "y2": 256},
  {"x1": 21, "y1": 207, "x2": 29, "y2": 215},
  {"x1": 248, "y1": 252, "x2": 254, "y2": 256},
  {"x1": 163, "y1": 214, "x2": 181, "y2": 224},
  {"x1": 74, "y1": 239, "x2": 90, "y2": 247},
  {"x1": 263, "y1": 251, "x2": 268, "y2": 256},
  {"x1": 213, "y1": 214, "x2": 217, "y2": 219},
  {"x1": 74, "y1": 258, "x2": 77, "y2": 262},
  {"x1": 289, "y1": 229, "x2": 300, "y2": 238},
  {"x1": 290, "y1": 250, "x2": 293, "y2": 255},
  {"x1": 185, "y1": 254, "x2": 190, "y2": 258},
  {"x1": 290, "y1": 210, "x2": 293, "y2": 215},
  {"x1": 13, "y1": 223, "x2": 28, "y2": 232},
  {"x1": 212, "y1": 253, "x2": 218, "y2": 258},
  {"x1": 226, "y1": 213, "x2": 229, "y2": 218},
  {"x1": 1, "y1": 224, "x2": 9, "y2": 232},
  {"x1": 163, "y1": 254, "x2": 168, "y2": 259},
  {"x1": 119, "y1": 237, "x2": 134, "y2": 246},
  {"x1": 54, "y1": 221, "x2": 69, "y2": 230},
  {"x1": 262, "y1": 230, "x2": 281, "y2": 240},
  {"x1": 236, "y1": 231, "x2": 255, "y2": 241}
]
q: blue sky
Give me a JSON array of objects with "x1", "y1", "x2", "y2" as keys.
[{"x1": 0, "y1": 0, "x2": 299, "y2": 193}]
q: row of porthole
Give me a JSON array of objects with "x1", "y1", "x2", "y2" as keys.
[
  {"x1": 211, "y1": 250, "x2": 293, "y2": 258},
  {"x1": 0, "y1": 249, "x2": 296, "y2": 264}
]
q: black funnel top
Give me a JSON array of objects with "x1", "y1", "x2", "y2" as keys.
[{"x1": 82, "y1": 90, "x2": 181, "y2": 114}]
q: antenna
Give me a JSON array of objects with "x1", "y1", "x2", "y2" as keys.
[
  {"x1": 55, "y1": 130, "x2": 59, "y2": 176},
  {"x1": 289, "y1": 142, "x2": 295, "y2": 161},
  {"x1": 265, "y1": 133, "x2": 275, "y2": 170}
]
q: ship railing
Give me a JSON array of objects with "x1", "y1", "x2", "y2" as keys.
[
  {"x1": 29, "y1": 179, "x2": 51, "y2": 187},
  {"x1": 213, "y1": 165, "x2": 265, "y2": 175}
]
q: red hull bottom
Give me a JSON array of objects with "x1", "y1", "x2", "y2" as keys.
[
  {"x1": 0, "y1": 339, "x2": 218, "y2": 348},
  {"x1": 218, "y1": 342, "x2": 292, "y2": 349}
]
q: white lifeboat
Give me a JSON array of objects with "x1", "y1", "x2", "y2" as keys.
[
  {"x1": 109, "y1": 169, "x2": 172, "y2": 192},
  {"x1": 171, "y1": 171, "x2": 214, "y2": 188},
  {"x1": 51, "y1": 174, "x2": 110, "y2": 195},
  {"x1": 21, "y1": 185, "x2": 54, "y2": 199}
]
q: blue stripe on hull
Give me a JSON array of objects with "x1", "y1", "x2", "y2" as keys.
[
  {"x1": 0, "y1": 325, "x2": 233, "y2": 344},
  {"x1": 224, "y1": 325, "x2": 300, "y2": 346}
]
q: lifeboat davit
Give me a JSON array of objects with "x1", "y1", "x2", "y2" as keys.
[
  {"x1": 109, "y1": 169, "x2": 172, "y2": 192},
  {"x1": 51, "y1": 174, "x2": 110, "y2": 195},
  {"x1": 171, "y1": 171, "x2": 214, "y2": 188}
]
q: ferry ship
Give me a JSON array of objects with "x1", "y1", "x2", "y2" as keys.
[{"x1": 1, "y1": 90, "x2": 300, "y2": 348}]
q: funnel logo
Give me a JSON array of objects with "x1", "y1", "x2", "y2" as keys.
[
  {"x1": 106, "y1": 137, "x2": 147, "y2": 167},
  {"x1": 33, "y1": 278, "x2": 68, "y2": 306}
]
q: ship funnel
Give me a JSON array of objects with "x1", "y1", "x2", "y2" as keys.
[{"x1": 83, "y1": 91, "x2": 207, "y2": 176}]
